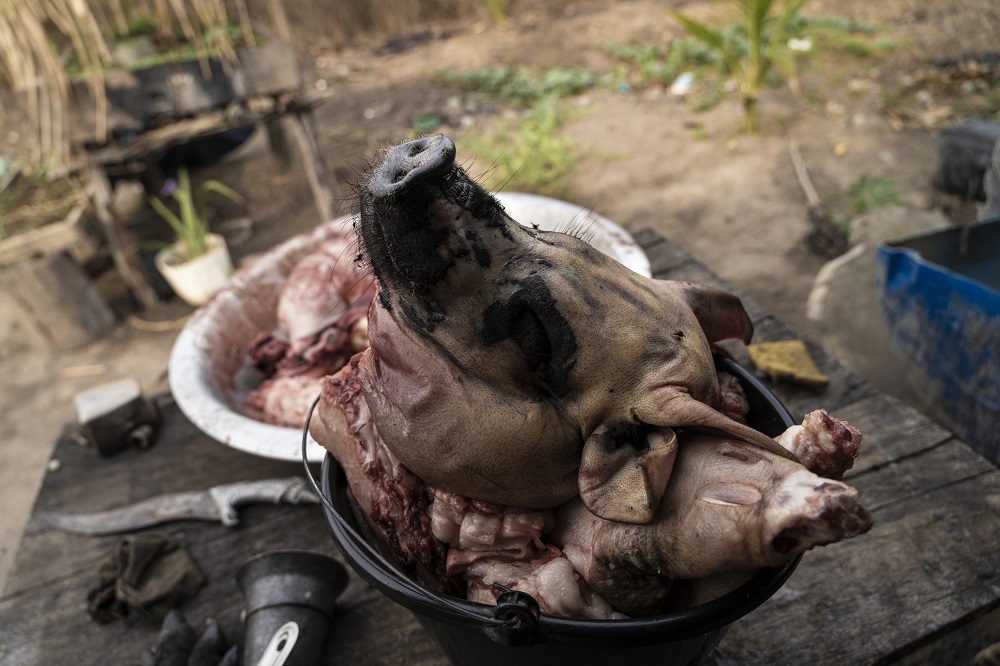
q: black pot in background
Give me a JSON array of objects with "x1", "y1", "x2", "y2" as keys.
[{"x1": 320, "y1": 357, "x2": 800, "y2": 666}]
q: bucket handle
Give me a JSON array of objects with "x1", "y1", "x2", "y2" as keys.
[
  {"x1": 489, "y1": 586, "x2": 542, "y2": 646},
  {"x1": 301, "y1": 394, "x2": 545, "y2": 644}
]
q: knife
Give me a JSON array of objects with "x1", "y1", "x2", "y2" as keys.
[{"x1": 41, "y1": 477, "x2": 319, "y2": 535}]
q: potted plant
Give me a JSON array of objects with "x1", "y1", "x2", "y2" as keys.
[{"x1": 150, "y1": 167, "x2": 242, "y2": 305}]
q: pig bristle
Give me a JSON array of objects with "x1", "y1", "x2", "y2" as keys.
[{"x1": 562, "y1": 209, "x2": 600, "y2": 245}]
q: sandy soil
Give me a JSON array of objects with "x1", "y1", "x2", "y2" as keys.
[{"x1": 1, "y1": 0, "x2": 997, "y2": 592}]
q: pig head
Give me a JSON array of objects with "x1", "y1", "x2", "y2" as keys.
[
  {"x1": 347, "y1": 134, "x2": 796, "y2": 524},
  {"x1": 555, "y1": 428, "x2": 872, "y2": 617}
]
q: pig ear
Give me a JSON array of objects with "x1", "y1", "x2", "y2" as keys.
[
  {"x1": 579, "y1": 426, "x2": 678, "y2": 524},
  {"x1": 637, "y1": 387, "x2": 800, "y2": 462},
  {"x1": 668, "y1": 281, "x2": 754, "y2": 344}
]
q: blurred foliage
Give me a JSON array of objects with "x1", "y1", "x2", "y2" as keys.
[
  {"x1": 459, "y1": 97, "x2": 578, "y2": 197},
  {"x1": 849, "y1": 174, "x2": 903, "y2": 214},
  {"x1": 434, "y1": 66, "x2": 595, "y2": 105},
  {"x1": 670, "y1": 0, "x2": 813, "y2": 133},
  {"x1": 0, "y1": 0, "x2": 252, "y2": 171}
]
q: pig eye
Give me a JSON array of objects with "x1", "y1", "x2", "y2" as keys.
[
  {"x1": 480, "y1": 276, "x2": 578, "y2": 396},
  {"x1": 718, "y1": 443, "x2": 763, "y2": 464},
  {"x1": 509, "y1": 307, "x2": 552, "y2": 360}
]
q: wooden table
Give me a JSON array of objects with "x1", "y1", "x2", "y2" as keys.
[{"x1": 2, "y1": 230, "x2": 998, "y2": 665}]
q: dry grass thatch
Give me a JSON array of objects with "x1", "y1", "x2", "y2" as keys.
[{"x1": 0, "y1": 0, "x2": 247, "y2": 173}]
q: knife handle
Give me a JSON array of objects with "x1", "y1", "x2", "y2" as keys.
[{"x1": 209, "y1": 477, "x2": 319, "y2": 526}]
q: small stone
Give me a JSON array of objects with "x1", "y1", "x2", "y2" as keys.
[
  {"x1": 669, "y1": 72, "x2": 694, "y2": 96},
  {"x1": 47, "y1": 459, "x2": 61, "y2": 473},
  {"x1": 788, "y1": 37, "x2": 813, "y2": 52}
]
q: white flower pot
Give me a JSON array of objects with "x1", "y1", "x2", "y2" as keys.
[{"x1": 154, "y1": 232, "x2": 234, "y2": 306}]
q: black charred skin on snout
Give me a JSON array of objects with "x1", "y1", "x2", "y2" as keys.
[
  {"x1": 359, "y1": 136, "x2": 456, "y2": 294},
  {"x1": 480, "y1": 275, "x2": 578, "y2": 397},
  {"x1": 358, "y1": 135, "x2": 509, "y2": 317}
]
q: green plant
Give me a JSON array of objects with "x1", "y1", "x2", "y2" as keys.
[
  {"x1": 848, "y1": 174, "x2": 902, "y2": 214},
  {"x1": 482, "y1": 0, "x2": 509, "y2": 24},
  {"x1": 459, "y1": 96, "x2": 578, "y2": 197},
  {"x1": 670, "y1": 0, "x2": 812, "y2": 133},
  {"x1": 800, "y1": 15, "x2": 903, "y2": 60},
  {"x1": 434, "y1": 66, "x2": 595, "y2": 105},
  {"x1": 0, "y1": 0, "x2": 252, "y2": 171},
  {"x1": 148, "y1": 168, "x2": 243, "y2": 262},
  {"x1": 600, "y1": 36, "x2": 728, "y2": 91}
]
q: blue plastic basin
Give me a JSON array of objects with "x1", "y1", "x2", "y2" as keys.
[{"x1": 876, "y1": 214, "x2": 1000, "y2": 462}]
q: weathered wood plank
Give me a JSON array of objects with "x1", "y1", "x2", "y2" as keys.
[
  {"x1": 0, "y1": 252, "x2": 115, "y2": 350},
  {"x1": 8, "y1": 400, "x2": 303, "y2": 595},
  {"x1": 715, "y1": 440, "x2": 1000, "y2": 665},
  {"x1": 0, "y1": 200, "x2": 101, "y2": 268},
  {"x1": 89, "y1": 167, "x2": 160, "y2": 310},
  {"x1": 631, "y1": 227, "x2": 664, "y2": 251},
  {"x1": 0, "y1": 400, "x2": 449, "y2": 665},
  {"x1": 83, "y1": 90, "x2": 331, "y2": 167},
  {"x1": 4, "y1": 229, "x2": 996, "y2": 666},
  {"x1": 834, "y1": 393, "x2": 955, "y2": 476},
  {"x1": 635, "y1": 227, "x2": 692, "y2": 277},
  {"x1": 287, "y1": 111, "x2": 336, "y2": 224}
]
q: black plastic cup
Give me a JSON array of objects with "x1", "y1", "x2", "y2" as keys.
[
  {"x1": 318, "y1": 358, "x2": 799, "y2": 666},
  {"x1": 236, "y1": 549, "x2": 349, "y2": 666}
]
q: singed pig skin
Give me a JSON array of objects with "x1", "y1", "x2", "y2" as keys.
[
  {"x1": 350, "y1": 134, "x2": 795, "y2": 523},
  {"x1": 555, "y1": 431, "x2": 872, "y2": 617}
]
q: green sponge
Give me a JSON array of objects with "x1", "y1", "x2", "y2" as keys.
[{"x1": 747, "y1": 340, "x2": 829, "y2": 388}]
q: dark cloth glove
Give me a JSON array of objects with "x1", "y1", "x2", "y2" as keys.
[
  {"x1": 136, "y1": 611, "x2": 236, "y2": 666},
  {"x1": 87, "y1": 533, "x2": 205, "y2": 623}
]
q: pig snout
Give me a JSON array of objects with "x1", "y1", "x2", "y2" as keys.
[
  {"x1": 366, "y1": 134, "x2": 456, "y2": 200},
  {"x1": 764, "y1": 469, "x2": 872, "y2": 557},
  {"x1": 649, "y1": 435, "x2": 872, "y2": 576},
  {"x1": 561, "y1": 434, "x2": 872, "y2": 615}
]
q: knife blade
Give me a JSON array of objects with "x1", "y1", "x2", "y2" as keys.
[{"x1": 41, "y1": 477, "x2": 319, "y2": 535}]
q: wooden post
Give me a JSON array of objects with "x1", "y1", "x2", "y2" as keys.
[
  {"x1": 88, "y1": 167, "x2": 160, "y2": 310},
  {"x1": 287, "y1": 111, "x2": 336, "y2": 223},
  {"x1": 267, "y1": 0, "x2": 293, "y2": 41}
]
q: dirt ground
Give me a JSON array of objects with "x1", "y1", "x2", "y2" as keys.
[{"x1": 1, "y1": 0, "x2": 998, "y2": 594}]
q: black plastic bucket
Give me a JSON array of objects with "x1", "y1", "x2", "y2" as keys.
[{"x1": 313, "y1": 357, "x2": 799, "y2": 666}]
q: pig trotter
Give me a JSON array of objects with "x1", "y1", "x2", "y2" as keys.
[
  {"x1": 768, "y1": 470, "x2": 873, "y2": 556},
  {"x1": 775, "y1": 410, "x2": 862, "y2": 479}
]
